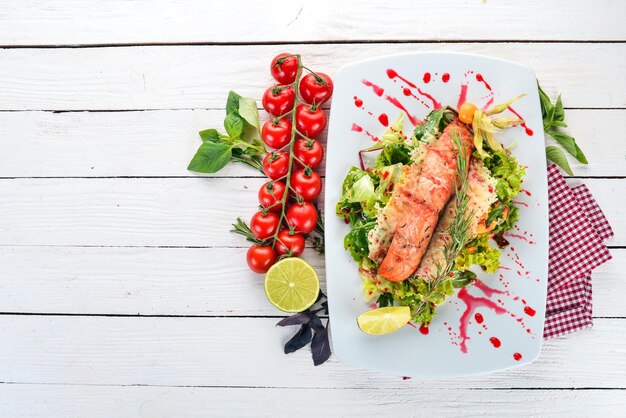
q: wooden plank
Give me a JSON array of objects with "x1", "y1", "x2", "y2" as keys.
[
  {"x1": 1, "y1": 385, "x2": 624, "y2": 417},
  {"x1": 0, "y1": 178, "x2": 621, "y2": 247},
  {"x1": 0, "y1": 109, "x2": 620, "y2": 178},
  {"x1": 0, "y1": 315, "x2": 624, "y2": 388},
  {"x1": 0, "y1": 44, "x2": 624, "y2": 110},
  {"x1": 1, "y1": 0, "x2": 624, "y2": 45},
  {"x1": 0, "y1": 246, "x2": 620, "y2": 317}
]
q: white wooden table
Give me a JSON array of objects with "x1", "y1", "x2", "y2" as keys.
[{"x1": 1, "y1": 1, "x2": 625, "y2": 416}]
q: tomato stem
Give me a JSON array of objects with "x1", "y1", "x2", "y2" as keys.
[{"x1": 270, "y1": 54, "x2": 303, "y2": 247}]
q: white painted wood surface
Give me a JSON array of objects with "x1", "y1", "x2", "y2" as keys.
[
  {"x1": 0, "y1": 1, "x2": 624, "y2": 416},
  {"x1": 1, "y1": 0, "x2": 624, "y2": 44}
]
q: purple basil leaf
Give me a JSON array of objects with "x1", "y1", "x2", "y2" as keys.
[
  {"x1": 284, "y1": 324, "x2": 312, "y2": 354},
  {"x1": 277, "y1": 312, "x2": 311, "y2": 327},
  {"x1": 311, "y1": 326, "x2": 331, "y2": 366},
  {"x1": 309, "y1": 315, "x2": 325, "y2": 332}
]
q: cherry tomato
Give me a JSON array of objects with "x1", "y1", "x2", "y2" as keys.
[
  {"x1": 299, "y1": 73, "x2": 333, "y2": 104},
  {"x1": 262, "y1": 85, "x2": 295, "y2": 117},
  {"x1": 291, "y1": 168, "x2": 322, "y2": 201},
  {"x1": 459, "y1": 102, "x2": 478, "y2": 125},
  {"x1": 262, "y1": 151, "x2": 289, "y2": 180},
  {"x1": 246, "y1": 245, "x2": 277, "y2": 274},
  {"x1": 295, "y1": 104, "x2": 327, "y2": 137},
  {"x1": 270, "y1": 53, "x2": 298, "y2": 84},
  {"x1": 258, "y1": 181, "x2": 286, "y2": 212},
  {"x1": 275, "y1": 229, "x2": 305, "y2": 257},
  {"x1": 250, "y1": 210, "x2": 280, "y2": 240},
  {"x1": 286, "y1": 202, "x2": 318, "y2": 234},
  {"x1": 262, "y1": 118, "x2": 292, "y2": 149},
  {"x1": 294, "y1": 137, "x2": 324, "y2": 168}
]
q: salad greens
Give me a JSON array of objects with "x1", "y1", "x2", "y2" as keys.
[{"x1": 336, "y1": 106, "x2": 526, "y2": 325}]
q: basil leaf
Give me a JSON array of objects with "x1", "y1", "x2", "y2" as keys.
[
  {"x1": 199, "y1": 128, "x2": 220, "y2": 143},
  {"x1": 284, "y1": 324, "x2": 313, "y2": 354},
  {"x1": 226, "y1": 91, "x2": 242, "y2": 115},
  {"x1": 277, "y1": 312, "x2": 311, "y2": 327},
  {"x1": 573, "y1": 143, "x2": 588, "y2": 164},
  {"x1": 238, "y1": 97, "x2": 261, "y2": 133},
  {"x1": 311, "y1": 324, "x2": 331, "y2": 366},
  {"x1": 537, "y1": 82, "x2": 554, "y2": 119},
  {"x1": 224, "y1": 112, "x2": 244, "y2": 139},
  {"x1": 548, "y1": 131, "x2": 588, "y2": 164},
  {"x1": 553, "y1": 94, "x2": 565, "y2": 123},
  {"x1": 546, "y1": 146, "x2": 573, "y2": 176},
  {"x1": 187, "y1": 141, "x2": 232, "y2": 173},
  {"x1": 547, "y1": 130, "x2": 578, "y2": 157}
]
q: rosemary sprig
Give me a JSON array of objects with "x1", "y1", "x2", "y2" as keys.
[
  {"x1": 410, "y1": 131, "x2": 475, "y2": 321},
  {"x1": 231, "y1": 217, "x2": 264, "y2": 245}
]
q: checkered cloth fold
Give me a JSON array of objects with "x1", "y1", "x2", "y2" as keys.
[{"x1": 543, "y1": 164, "x2": 613, "y2": 339}]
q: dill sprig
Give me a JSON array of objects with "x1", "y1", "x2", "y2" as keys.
[{"x1": 409, "y1": 131, "x2": 475, "y2": 321}]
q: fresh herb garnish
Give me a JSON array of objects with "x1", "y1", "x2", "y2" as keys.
[
  {"x1": 538, "y1": 82, "x2": 588, "y2": 175},
  {"x1": 188, "y1": 91, "x2": 267, "y2": 173},
  {"x1": 277, "y1": 290, "x2": 331, "y2": 366}
]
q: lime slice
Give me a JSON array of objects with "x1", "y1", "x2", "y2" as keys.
[
  {"x1": 357, "y1": 306, "x2": 412, "y2": 335},
  {"x1": 264, "y1": 258, "x2": 320, "y2": 313}
]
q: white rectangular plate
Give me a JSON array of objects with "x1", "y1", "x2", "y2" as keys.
[{"x1": 324, "y1": 52, "x2": 548, "y2": 377}]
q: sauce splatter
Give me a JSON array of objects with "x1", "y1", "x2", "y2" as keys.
[
  {"x1": 351, "y1": 123, "x2": 363, "y2": 132},
  {"x1": 457, "y1": 84, "x2": 469, "y2": 109},
  {"x1": 489, "y1": 337, "x2": 502, "y2": 348},
  {"x1": 475, "y1": 73, "x2": 493, "y2": 92},
  {"x1": 386, "y1": 68, "x2": 418, "y2": 88},
  {"x1": 524, "y1": 306, "x2": 536, "y2": 317},
  {"x1": 457, "y1": 288, "x2": 508, "y2": 353},
  {"x1": 513, "y1": 352, "x2": 522, "y2": 361},
  {"x1": 378, "y1": 113, "x2": 389, "y2": 127},
  {"x1": 423, "y1": 72, "x2": 431, "y2": 83},
  {"x1": 419, "y1": 323, "x2": 430, "y2": 335},
  {"x1": 442, "y1": 73, "x2": 450, "y2": 83},
  {"x1": 354, "y1": 97, "x2": 363, "y2": 107},
  {"x1": 385, "y1": 95, "x2": 421, "y2": 126},
  {"x1": 507, "y1": 106, "x2": 534, "y2": 136},
  {"x1": 473, "y1": 279, "x2": 508, "y2": 298},
  {"x1": 417, "y1": 88, "x2": 442, "y2": 109},
  {"x1": 362, "y1": 79, "x2": 384, "y2": 96},
  {"x1": 474, "y1": 313, "x2": 484, "y2": 324},
  {"x1": 521, "y1": 189, "x2": 532, "y2": 197}
]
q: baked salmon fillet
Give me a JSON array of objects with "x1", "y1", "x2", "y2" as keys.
[{"x1": 378, "y1": 119, "x2": 474, "y2": 282}]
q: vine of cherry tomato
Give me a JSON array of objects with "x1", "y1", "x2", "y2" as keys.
[{"x1": 244, "y1": 52, "x2": 332, "y2": 274}]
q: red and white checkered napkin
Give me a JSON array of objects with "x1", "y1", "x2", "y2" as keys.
[{"x1": 543, "y1": 164, "x2": 614, "y2": 339}]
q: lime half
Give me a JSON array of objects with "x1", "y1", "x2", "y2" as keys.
[
  {"x1": 357, "y1": 306, "x2": 412, "y2": 335},
  {"x1": 264, "y1": 258, "x2": 320, "y2": 313}
]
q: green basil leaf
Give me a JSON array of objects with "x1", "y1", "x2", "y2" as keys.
[
  {"x1": 226, "y1": 91, "x2": 242, "y2": 115},
  {"x1": 547, "y1": 130, "x2": 578, "y2": 157},
  {"x1": 573, "y1": 143, "x2": 589, "y2": 164},
  {"x1": 224, "y1": 112, "x2": 245, "y2": 139},
  {"x1": 554, "y1": 94, "x2": 565, "y2": 122},
  {"x1": 199, "y1": 128, "x2": 220, "y2": 143},
  {"x1": 238, "y1": 97, "x2": 261, "y2": 133},
  {"x1": 187, "y1": 141, "x2": 232, "y2": 173},
  {"x1": 546, "y1": 146, "x2": 573, "y2": 176},
  {"x1": 537, "y1": 82, "x2": 554, "y2": 120}
]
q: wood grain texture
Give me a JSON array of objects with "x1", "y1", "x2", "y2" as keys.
[
  {"x1": 0, "y1": 246, "x2": 620, "y2": 317},
  {"x1": 0, "y1": 43, "x2": 624, "y2": 111},
  {"x1": 0, "y1": 109, "x2": 621, "y2": 178},
  {"x1": 0, "y1": 178, "x2": 622, "y2": 247},
  {"x1": 1, "y1": 0, "x2": 624, "y2": 45},
  {"x1": 1, "y1": 385, "x2": 625, "y2": 418},
  {"x1": 0, "y1": 315, "x2": 624, "y2": 388}
]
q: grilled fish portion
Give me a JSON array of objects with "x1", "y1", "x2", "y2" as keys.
[{"x1": 378, "y1": 119, "x2": 474, "y2": 282}]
